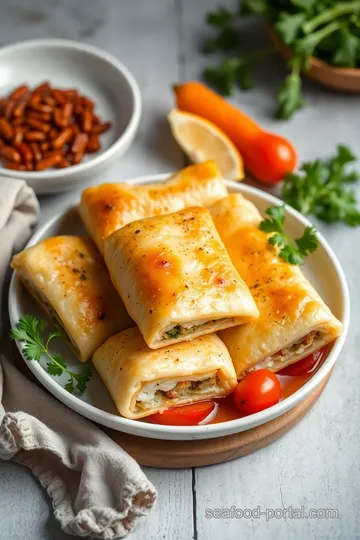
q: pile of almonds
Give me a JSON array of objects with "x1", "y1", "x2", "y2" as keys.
[{"x1": 0, "y1": 82, "x2": 111, "y2": 172}]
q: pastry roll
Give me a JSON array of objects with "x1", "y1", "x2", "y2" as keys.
[
  {"x1": 210, "y1": 194, "x2": 343, "y2": 377},
  {"x1": 79, "y1": 160, "x2": 228, "y2": 254},
  {"x1": 11, "y1": 236, "x2": 133, "y2": 361},
  {"x1": 104, "y1": 206, "x2": 259, "y2": 349},
  {"x1": 93, "y1": 328, "x2": 237, "y2": 419}
]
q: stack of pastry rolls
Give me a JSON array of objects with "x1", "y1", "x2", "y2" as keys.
[
  {"x1": 12, "y1": 161, "x2": 343, "y2": 421},
  {"x1": 83, "y1": 161, "x2": 259, "y2": 418}
]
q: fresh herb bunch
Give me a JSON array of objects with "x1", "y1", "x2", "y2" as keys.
[
  {"x1": 282, "y1": 145, "x2": 360, "y2": 225},
  {"x1": 10, "y1": 315, "x2": 92, "y2": 394},
  {"x1": 259, "y1": 205, "x2": 319, "y2": 264},
  {"x1": 203, "y1": 0, "x2": 360, "y2": 118}
]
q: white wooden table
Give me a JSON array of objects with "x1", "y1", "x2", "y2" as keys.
[{"x1": 0, "y1": 1, "x2": 360, "y2": 539}]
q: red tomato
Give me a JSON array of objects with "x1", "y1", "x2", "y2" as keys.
[
  {"x1": 149, "y1": 401, "x2": 215, "y2": 426},
  {"x1": 277, "y1": 348, "x2": 326, "y2": 377},
  {"x1": 244, "y1": 132, "x2": 297, "y2": 185},
  {"x1": 233, "y1": 369, "x2": 281, "y2": 416}
]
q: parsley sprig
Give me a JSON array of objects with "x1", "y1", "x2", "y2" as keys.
[
  {"x1": 10, "y1": 315, "x2": 92, "y2": 394},
  {"x1": 282, "y1": 145, "x2": 360, "y2": 226},
  {"x1": 259, "y1": 205, "x2": 319, "y2": 265},
  {"x1": 203, "y1": 0, "x2": 360, "y2": 119}
]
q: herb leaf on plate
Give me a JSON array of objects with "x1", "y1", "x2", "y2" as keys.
[
  {"x1": 10, "y1": 314, "x2": 92, "y2": 395},
  {"x1": 259, "y1": 204, "x2": 319, "y2": 265}
]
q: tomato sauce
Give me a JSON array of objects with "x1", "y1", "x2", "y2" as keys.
[
  {"x1": 145, "y1": 347, "x2": 328, "y2": 426},
  {"x1": 208, "y1": 346, "x2": 328, "y2": 424}
]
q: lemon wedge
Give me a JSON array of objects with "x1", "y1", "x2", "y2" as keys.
[{"x1": 168, "y1": 108, "x2": 244, "y2": 181}]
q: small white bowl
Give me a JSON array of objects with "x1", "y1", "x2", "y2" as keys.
[
  {"x1": 9, "y1": 176, "x2": 350, "y2": 441},
  {"x1": 0, "y1": 39, "x2": 141, "y2": 194}
]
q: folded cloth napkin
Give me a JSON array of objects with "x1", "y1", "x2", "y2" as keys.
[{"x1": 0, "y1": 177, "x2": 156, "y2": 539}]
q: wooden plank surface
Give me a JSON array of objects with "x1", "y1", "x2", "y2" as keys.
[{"x1": 1, "y1": 1, "x2": 360, "y2": 539}]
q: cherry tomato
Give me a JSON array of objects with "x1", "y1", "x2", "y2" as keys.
[
  {"x1": 233, "y1": 369, "x2": 281, "y2": 416},
  {"x1": 277, "y1": 348, "x2": 326, "y2": 377},
  {"x1": 149, "y1": 401, "x2": 215, "y2": 426},
  {"x1": 244, "y1": 132, "x2": 297, "y2": 185}
]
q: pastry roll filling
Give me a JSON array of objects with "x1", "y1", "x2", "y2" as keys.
[
  {"x1": 104, "y1": 206, "x2": 259, "y2": 349},
  {"x1": 92, "y1": 329, "x2": 238, "y2": 419},
  {"x1": 135, "y1": 374, "x2": 220, "y2": 412},
  {"x1": 246, "y1": 330, "x2": 325, "y2": 373},
  {"x1": 11, "y1": 236, "x2": 133, "y2": 362},
  {"x1": 163, "y1": 318, "x2": 235, "y2": 341}
]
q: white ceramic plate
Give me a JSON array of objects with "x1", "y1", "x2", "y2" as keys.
[
  {"x1": 9, "y1": 176, "x2": 350, "y2": 440},
  {"x1": 0, "y1": 39, "x2": 141, "y2": 194}
]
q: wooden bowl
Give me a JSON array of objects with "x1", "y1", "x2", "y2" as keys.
[{"x1": 269, "y1": 27, "x2": 360, "y2": 93}]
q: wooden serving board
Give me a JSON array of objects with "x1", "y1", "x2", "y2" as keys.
[
  {"x1": 14, "y1": 344, "x2": 331, "y2": 468},
  {"x1": 105, "y1": 373, "x2": 330, "y2": 468}
]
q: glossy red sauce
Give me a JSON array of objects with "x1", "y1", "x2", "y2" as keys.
[
  {"x1": 208, "y1": 346, "x2": 328, "y2": 424},
  {"x1": 146, "y1": 347, "x2": 328, "y2": 426}
]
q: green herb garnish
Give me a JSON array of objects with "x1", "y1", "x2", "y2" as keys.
[
  {"x1": 282, "y1": 145, "x2": 360, "y2": 226},
  {"x1": 259, "y1": 205, "x2": 319, "y2": 265},
  {"x1": 10, "y1": 314, "x2": 92, "y2": 394},
  {"x1": 203, "y1": 0, "x2": 360, "y2": 118},
  {"x1": 165, "y1": 325, "x2": 182, "y2": 339}
]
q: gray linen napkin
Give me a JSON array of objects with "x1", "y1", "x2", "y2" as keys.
[{"x1": 0, "y1": 177, "x2": 156, "y2": 539}]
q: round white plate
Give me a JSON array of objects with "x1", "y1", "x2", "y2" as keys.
[
  {"x1": 0, "y1": 39, "x2": 141, "y2": 194},
  {"x1": 9, "y1": 176, "x2": 350, "y2": 440}
]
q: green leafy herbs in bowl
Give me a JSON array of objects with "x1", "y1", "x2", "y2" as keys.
[{"x1": 203, "y1": 0, "x2": 360, "y2": 119}]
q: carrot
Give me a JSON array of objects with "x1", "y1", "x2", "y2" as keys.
[{"x1": 173, "y1": 81, "x2": 297, "y2": 185}]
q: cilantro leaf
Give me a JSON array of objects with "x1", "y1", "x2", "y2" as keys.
[
  {"x1": 65, "y1": 378, "x2": 74, "y2": 394},
  {"x1": 331, "y1": 144, "x2": 357, "y2": 169},
  {"x1": 282, "y1": 145, "x2": 360, "y2": 226},
  {"x1": 47, "y1": 361, "x2": 64, "y2": 376},
  {"x1": 279, "y1": 244, "x2": 305, "y2": 265},
  {"x1": 203, "y1": 26, "x2": 241, "y2": 53},
  {"x1": 317, "y1": 188, "x2": 360, "y2": 225},
  {"x1": 276, "y1": 57, "x2": 305, "y2": 119},
  {"x1": 274, "y1": 12, "x2": 306, "y2": 45},
  {"x1": 9, "y1": 314, "x2": 92, "y2": 395},
  {"x1": 259, "y1": 204, "x2": 285, "y2": 233},
  {"x1": 204, "y1": 59, "x2": 242, "y2": 96},
  {"x1": 74, "y1": 367, "x2": 93, "y2": 394},
  {"x1": 259, "y1": 205, "x2": 319, "y2": 265},
  {"x1": 9, "y1": 314, "x2": 47, "y2": 343},
  {"x1": 204, "y1": 57, "x2": 254, "y2": 95},
  {"x1": 295, "y1": 226, "x2": 319, "y2": 255},
  {"x1": 23, "y1": 341, "x2": 43, "y2": 362},
  {"x1": 295, "y1": 20, "x2": 342, "y2": 58},
  {"x1": 333, "y1": 29, "x2": 359, "y2": 67}
]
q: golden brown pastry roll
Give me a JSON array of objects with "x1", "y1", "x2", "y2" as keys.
[
  {"x1": 79, "y1": 160, "x2": 228, "y2": 254},
  {"x1": 11, "y1": 236, "x2": 133, "y2": 361},
  {"x1": 93, "y1": 328, "x2": 237, "y2": 419},
  {"x1": 104, "y1": 206, "x2": 259, "y2": 349},
  {"x1": 210, "y1": 194, "x2": 343, "y2": 377}
]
